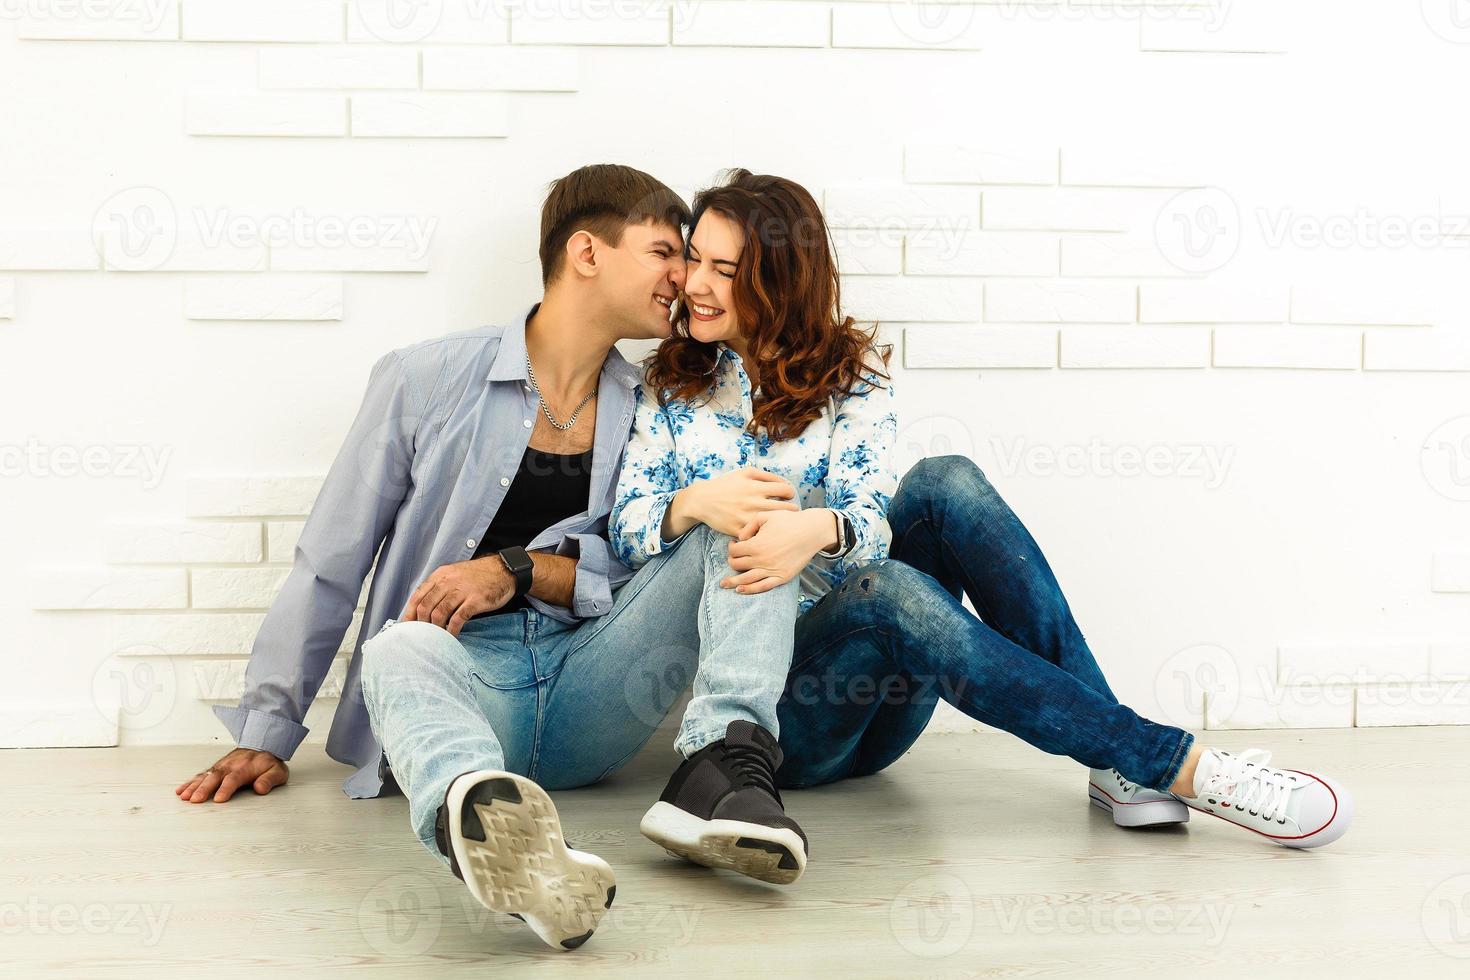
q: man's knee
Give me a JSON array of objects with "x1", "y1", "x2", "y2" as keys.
[{"x1": 361, "y1": 619, "x2": 455, "y2": 684}]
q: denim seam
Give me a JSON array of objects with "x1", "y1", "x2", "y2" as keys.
[{"x1": 1155, "y1": 727, "x2": 1195, "y2": 793}]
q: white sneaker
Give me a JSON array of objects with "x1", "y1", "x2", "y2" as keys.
[
  {"x1": 434, "y1": 769, "x2": 616, "y2": 950},
  {"x1": 1088, "y1": 768, "x2": 1190, "y2": 827},
  {"x1": 1170, "y1": 748, "x2": 1353, "y2": 848}
]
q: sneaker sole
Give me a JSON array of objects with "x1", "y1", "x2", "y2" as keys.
[
  {"x1": 1087, "y1": 784, "x2": 1190, "y2": 828},
  {"x1": 444, "y1": 770, "x2": 616, "y2": 951},
  {"x1": 639, "y1": 801, "x2": 807, "y2": 885}
]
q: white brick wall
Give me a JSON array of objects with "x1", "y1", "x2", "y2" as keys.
[{"x1": 6, "y1": 1, "x2": 1468, "y2": 748}]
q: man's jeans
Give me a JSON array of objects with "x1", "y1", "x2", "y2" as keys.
[
  {"x1": 773, "y1": 455, "x2": 1195, "y2": 794},
  {"x1": 359, "y1": 523, "x2": 793, "y2": 867}
]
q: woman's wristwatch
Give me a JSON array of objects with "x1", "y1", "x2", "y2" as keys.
[{"x1": 817, "y1": 511, "x2": 855, "y2": 559}]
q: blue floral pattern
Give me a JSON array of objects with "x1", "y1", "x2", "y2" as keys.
[{"x1": 610, "y1": 342, "x2": 897, "y2": 616}]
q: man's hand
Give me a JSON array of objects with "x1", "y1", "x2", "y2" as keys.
[
  {"x1": 401, "y1": 557, "x2": 515, "y2": 636},
  {"x1": 175, "y1": 747, "x2": 289, "y2": 804},
  {"x1": 721, "y1": 509, "x2": 835, "y2": 595}
]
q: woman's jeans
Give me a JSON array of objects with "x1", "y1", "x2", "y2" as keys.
[
  {"x1": 774, "y1": 455, "x2": 1195, "y2": 794},
  {"x1": 359, "y1": 523, "x2": 793, "y2": 866}
]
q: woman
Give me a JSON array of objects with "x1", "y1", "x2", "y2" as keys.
[
  {"x1": 610, "y1": 169, "x2": 897, "y2": 884},
  {"x1": 612, "y1": 169, "x2": 1353, "y2": 889}
]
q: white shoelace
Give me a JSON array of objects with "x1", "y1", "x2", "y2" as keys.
[{"x1": 1199, "y1": 749, "x2": 1298, "y2": 823}]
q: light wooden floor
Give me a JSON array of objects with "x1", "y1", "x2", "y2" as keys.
[{"x1": 5, "y1": 726, "x2": 1466, "y2": 977}]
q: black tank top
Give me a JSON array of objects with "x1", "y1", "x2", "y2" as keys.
[{"x1": 469, "y1": 445, "x2": 595, "y2": 619}]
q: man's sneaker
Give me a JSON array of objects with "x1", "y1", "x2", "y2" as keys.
[
  {"x1": 1087, "y1": 768, "x2": 1190, "y2": 828},
  {"x1": 1169, "y1": 748, "x2": 1353, "y2": 849},
  {"x1": 640, "y1": 720, "x2": 808, "y2": 885},
  {"x1": 433, "y1": 769, "x2": 616, "y2": 951}
]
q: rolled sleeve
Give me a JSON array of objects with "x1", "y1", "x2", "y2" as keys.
[
  {"x1": 552, "y1": 531, "x2": 635, "y2": 619},
  {"x1": 211, "y1": 703, "x2": 309, "y2": 760}
]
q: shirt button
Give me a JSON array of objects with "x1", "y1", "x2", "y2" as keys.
[
  {"x1": 500, "y1": 477, "x2": 510, "y2": 487},
  {"x1": 466, "y1": 538, "x2": 475, "y2": 549},
  {"x1": 523, "y1": 419, "x2": 532, "y2": 428}
]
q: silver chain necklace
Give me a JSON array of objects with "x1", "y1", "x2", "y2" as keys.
[{"x1": 525, "y1": 351, "x2": 596, "y2": 431}]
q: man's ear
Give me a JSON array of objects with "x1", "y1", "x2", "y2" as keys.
[{"x1": 564, "y1": 229, "x2": 599, "y2": 280}]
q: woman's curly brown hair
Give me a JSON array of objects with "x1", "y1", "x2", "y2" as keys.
[{"x1": 647, "y1": 168, "x2": 893, "y2": 443}]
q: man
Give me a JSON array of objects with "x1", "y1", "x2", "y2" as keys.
[{"x1": 178, "y1": 164, "x2": 814, "y2": 951}]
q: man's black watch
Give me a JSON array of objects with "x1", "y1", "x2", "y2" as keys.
[{"x1": 496, "y1": 545, "x2": 534, "y2": 598}]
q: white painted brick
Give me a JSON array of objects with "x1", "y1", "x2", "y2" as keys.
[
  {"x1": 1364, "y1": 329, "x2": 1470, "y2": 371},
  {"x1": 184, "y1": 277, "x2": 343, "y2": 321},
  {"x1": 184, "y1": 0, "x2": 342, "y2": 42},
  {"x1": 1061, "y1": 147, "x2": 1214, "y2": 188},
  {"x1": 266, "y1": 521, "x2": 305, "y2": 562},
  {"x1": 985, "y1": 280, "x2": 1134, "y2": 323},
  {"x1": 1213, "y1": 326, "x2": 1361, "y2": 370},
  {"x1": 905, "y1": 324, "x2": 1056, "y2": 369},
  {"x1": 673, "y1": 1, "x2": 828, "y2": 46},
  {"x1": 831, "y1": 3, "x2": 983, "y2": 50},
  {"x1": 185, "y1": 476, "x2": 326, "y2": 518},
  {"x1": 1278, "y1": 640, "x2": 1430, "y2": 686},
  {"x1": 0, "y1": 228, "x2": 100, "y2": 271},
  {"x1": 824, "y1": 185, "x2": 980, "y2": 231},
  {"x1": 191, "y1": 568, "x2": 292, "y2": 609},
  {"x1": 1290, "y1": 284, "x2": 1435, "y2": 326},
  {"x1": 1140, "y1": 0, "x2": 1291, "y2": 54},
  {"x1": 18, "y1": 0, "x2": 179, "y2": 40},
  {"x1": 1060, "y1": 326, "x2": 1209, "y2": 369},
  {"x1": 842, "y1": 276, "x2": 982, "y2": 322},
  {"x1": 983, "y1": 187, "x2": 1174, "y2": 232},
  {"x1": 259, "y1": 47, "x2": 420, "y2": 90},
  {"x1": 113, "y1": 610, "x2": 364, "y2": 656},
  {"x1": 185, "y1": 94, "x2": 347, "y2": 137},
  {"x1": 1432, "y1": 552, "x2": 1470, "y2": 593},
  {"x1": 349, "y1": 0, "x2": 509, "y2": 44},
  {"x1": 1356, "y1": 682, "x2": 1470, "y2": 726},
  {"x1": 351, "y1": 94, "x2": 511, "y2": 137},
  {"x1": 1432, "y1": 641, "x2": 1470, "y2": 680},
  {"x1": 1061, "y1": 233, "x2": 1190, "y2": 278},
  {"x1": 905, "y1": 144, "x2": 1056, "y2": 186},
  {"x1": 101, "y1": 224, "x2": 267, "y2": 273},
  {"x1": 0, "y1": 278, "x2": 13, "y2": 318},
  {"x1": 103, "y1": 521, "x2": 263, "y2": 564},
  {"x1": 0, "y1": 705, "x2": 117, "y2": 749},
  {"x1": 907, "y1": 231, "x2": 1057, "y2": 277},
  {"x1": 192, "y1": 656, "x2": 351, "y2": 702},
  {"x1": 1205, "y1": 685, "x2": 1354, "y2": 730},
  {"x1": 423, "y1": 48, "x2": 579, "y2": 91},
  {"x1": 1140, "y1": 283, "x2": 1288, "y2": 323},
  {"x1": 31, "y1": 568, "x2": 188, "y2": 610},
  {"x1": 830, "y1": 228, "x2": 903, "y2": 275},
  {"x1": 272, "y1": 239, "x2": 431, "y2": 273},
  {"x1": 112, "y1": 612, "x2": 263, "y2": 655},
  {"x1": 511, "y1": 0, "x2": 671, "y2": 45}
]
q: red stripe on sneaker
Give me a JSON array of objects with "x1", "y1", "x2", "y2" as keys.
[{"x1": 1183, "y1": 770, "x2": 1339, "y2": 841}]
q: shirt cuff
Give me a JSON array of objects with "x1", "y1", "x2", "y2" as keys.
[
  {"x1": 555, "y1": 532, "x2": 615, "y2": 619},
  {"x1": 212, "y1": 703, "x2": 308, "y2": 761}
]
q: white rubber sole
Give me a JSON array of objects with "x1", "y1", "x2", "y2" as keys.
[
  {"x1": 444, "y1": 770, "x2": 616, "y2": 951},
  {"x1": 1088, "y1": 784, "x2": 1191, "y2": 828},
  {"x1": 640, "y1": 801, "x2": 807, "y2": 885}
]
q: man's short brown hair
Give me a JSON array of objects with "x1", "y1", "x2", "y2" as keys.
[{"x1": 539, "y1": 164, "x2": 692, "y2": 287}]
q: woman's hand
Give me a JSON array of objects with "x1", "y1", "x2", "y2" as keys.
[
  {"x1": 721, "y1": 509, "x2": 838, "y2": 595},
  {"x1": 664, "y1": 467, "x2": 799, "y2": 540}
]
